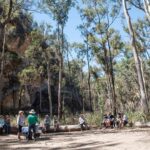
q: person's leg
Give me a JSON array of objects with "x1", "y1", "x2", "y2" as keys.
[
  {"x1": 18, "y1": 125, "x2": 22, "y2": 140},
  {"x1": 28, "y1": 125, "x2": 32, "y2": 140},
  {"x1": 0, "y1": 127, "x2": 2, "y2": 134},
  {"x1": 123, "y1": 120, "x2": 128, "y2": 126},
  {"x1": 7, "y1": 125, "x2": 11, "y2": 134},
  {"x1": 80, "y1": 124, "x2": 84, "y2": 130},
  {"x1": 83, "y1": 122, "x2": 88, "y2": 130},
  {"x1": 3, "y1": 124, "x2": 8, "y2": 134},
  {"x1": 32, "y1": 124, "x2": 36, "y2": 139},
  {"x1": 45, "y1": 124, "x2": 50, "y2": 132}
]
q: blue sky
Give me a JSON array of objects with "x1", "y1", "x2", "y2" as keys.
[
  {"x1": 32, "y1": 3, "x2": 146, "y2": 70},
  {"x1": 32, "y1": 4, "x2": 145, "y2": 44},
  {"x1": 32, "y1": 7, "x2": 83, "y2": 43}
]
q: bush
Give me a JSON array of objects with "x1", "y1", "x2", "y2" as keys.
[
  {"x1": 84, "y1": 112, "x2": 101, "y2": 126},
  {"x1": 127, "y1": 111, "x2": 147, "y2": 123}
]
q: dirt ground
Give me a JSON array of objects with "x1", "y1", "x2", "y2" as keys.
[{"x1": 0, "y1": 128, "x2": 150, "y2": 150}]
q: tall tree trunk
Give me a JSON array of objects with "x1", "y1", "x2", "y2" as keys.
[
  {"x1": 56, "y1": 23, "x2": 62, "y2": 121},
  {"x1": 12, "y1": 87, "x2": 15, "y2": 110},
  {"x1": 106, "y1": 32, "x2": 117, "y2": 117},
  {"x1": 57, "y1": 24, "x2": 65, "y2": 121},
  {"x1": 39, "y1": 74, "x2": 42, "y2": 112},
  {"x1": 122, "y1": 0, "x2": 149, "y2": 113},
  {"x1": 25, "y1": 84, "x2": 30, "y2": 106},
  {"x1": 58, "y1": 58, "x2": 62, "y2": 121},
  {"x1": 47, "y1": 61, "x2": 52, "y2": 118},
  {"x1": 0, "y1": 25, "x2": 6, "y2": 77},
  {"x1": 18, "y1": 86, "x2": 23, "y2": 109},
  {"x1": 104, "y1": 46, "x2": 114, "y2": 114},
  {"x1": 0, "y1": 25, "x2": 5, "y2": 114},
  {"x1": 86, "y1": 34, "x2": 92, "y2": 111}
]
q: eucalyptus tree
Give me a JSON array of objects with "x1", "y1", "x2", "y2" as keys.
[
  {"x1": 78, "y1": 0, "x2": 122, "y2": 116},
  {"x1": 122, "y1": 0, "x2": 149, "y2": 113},
  {"x1": 72, "y1": 41, "x2": 93, "y2": 111},
  {"x1": 41, "y1": 0, "x2": 73, "y2": 120},
  {"x1": 131, "y1": 19, "x2": 150, "y2": 58},
  {"x1": 24, "y1": 24, "x2": 56, "y2": 118}
]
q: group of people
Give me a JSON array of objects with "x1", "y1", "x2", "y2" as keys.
[
  {"x1": 0, "y1": 110, "x2": 128, "y2": 140},
  {"x1": 102, "y1": 112, "x2": 128, "y2": 128},
  {"x1": 17, "y1": 109, "x2": 53, "y2": 140},
  {"x1": 0, "y1": 115, "x2": 11, "y2": 134},
  {"x1": 17, "y1": 109, "x2": 39, "y2": 140}
]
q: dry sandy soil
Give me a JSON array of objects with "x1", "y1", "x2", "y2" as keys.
[{"x1": 0, "y1": 128, "x2": 150, "y2": 150}]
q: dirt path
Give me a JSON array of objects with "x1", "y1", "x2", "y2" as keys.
[{"x1": 0, "y1": 128, "x2": 150, "y2": 150}]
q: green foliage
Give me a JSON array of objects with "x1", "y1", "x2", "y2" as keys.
[
  {"x1": 84, "y1": 112, "x2": 101, "y2": 126},
  {"x1": 6, "y1": 51, "x2": 19, "y2": 60},
  {"x1": 18, "y1": 66, "x2": 37, "y2": 84},
  {"x1": 127, "y1": 111, "x2": 147, "y2": 123}
]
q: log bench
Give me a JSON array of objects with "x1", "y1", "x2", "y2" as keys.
[{"x1": 10, "y1": 124, "x2": 90, "y2": 134}]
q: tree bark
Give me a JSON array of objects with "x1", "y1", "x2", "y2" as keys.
[
  {"x1": 86, "y1": 34, "x2": 92, "y2": 111},
  {"x1": 47, "y1": 61, "x2": 53, "y2": 118},
  {"x1": 106, "y1": 32, "x2": 117, "y2": 117},
  {"x1": 122, "y1": 0, "x2": 149, "y2": 113},
  {"x1": 58, "y1": 58, "x2": 62, "y2": 121},
  {"x1": 39, "y1": 74, "x2": 42, "y2": 112},
  {"x1": 18, "y1": 87, "x2": 23, "y2": 109}
]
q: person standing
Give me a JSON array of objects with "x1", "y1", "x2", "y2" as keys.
[
  {"x1": 27, "y1": 109, "x2": 38, "y2": 140},
  {"x1": 43, "y1": 115, "x2": 50, "y2": 132},
  {"x1": 17, "y1": 111, "x2": 25, "y2": 140}
]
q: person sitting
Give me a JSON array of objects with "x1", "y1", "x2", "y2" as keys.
[
  {"x1": 79, "y1": 114, "x2": 88, "y2": 130},
  {"x1": 102, "y1": 114, "x2": 109, "y2": 128},
  {"x1": 116, "y1": 113, "x2": 122, "y2": 128},
  {"x1": 43, "y1": 115, "x2": 50, "y2": 132},
  {"x1": 122, "y1": 114, "x2": 128, "y2": 127},
  {"x1": 0, "y1": 115, "x2": 5, "y2": 134},
  {"x1": 108, "y1": 113, "x2": 115, "y2": 128},
  {"x1": 4, "y1": 115, "x2": 11, "y2": 134}
]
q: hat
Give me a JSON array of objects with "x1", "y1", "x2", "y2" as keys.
[
  {"x1": 19, "y1": 110, "x2": 24, "y2": 114},
  {"x1": 29, "y1": 109, "x2": 36, "y2": 114}
]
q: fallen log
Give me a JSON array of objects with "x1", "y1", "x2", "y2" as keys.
[
  {"x1": 45, "y1": 125, "x2": 90, "y2": 133},
  {"x1": 10, "y1": 124, "x2": 90, "y2": 134},
  {"x1": 134, "y1": 122, "x2": 150, "y2": 128}
]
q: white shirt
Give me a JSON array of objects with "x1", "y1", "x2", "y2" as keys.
[
  {"x1": 17, "y1": 115, "x2": 25, "y2": 126},
  {"x1": 123, "y1": 115, "x2": 128, "y2": 121},
  {"x1": 79, "y1": 117, "x2": 85, "y2": 124}
]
